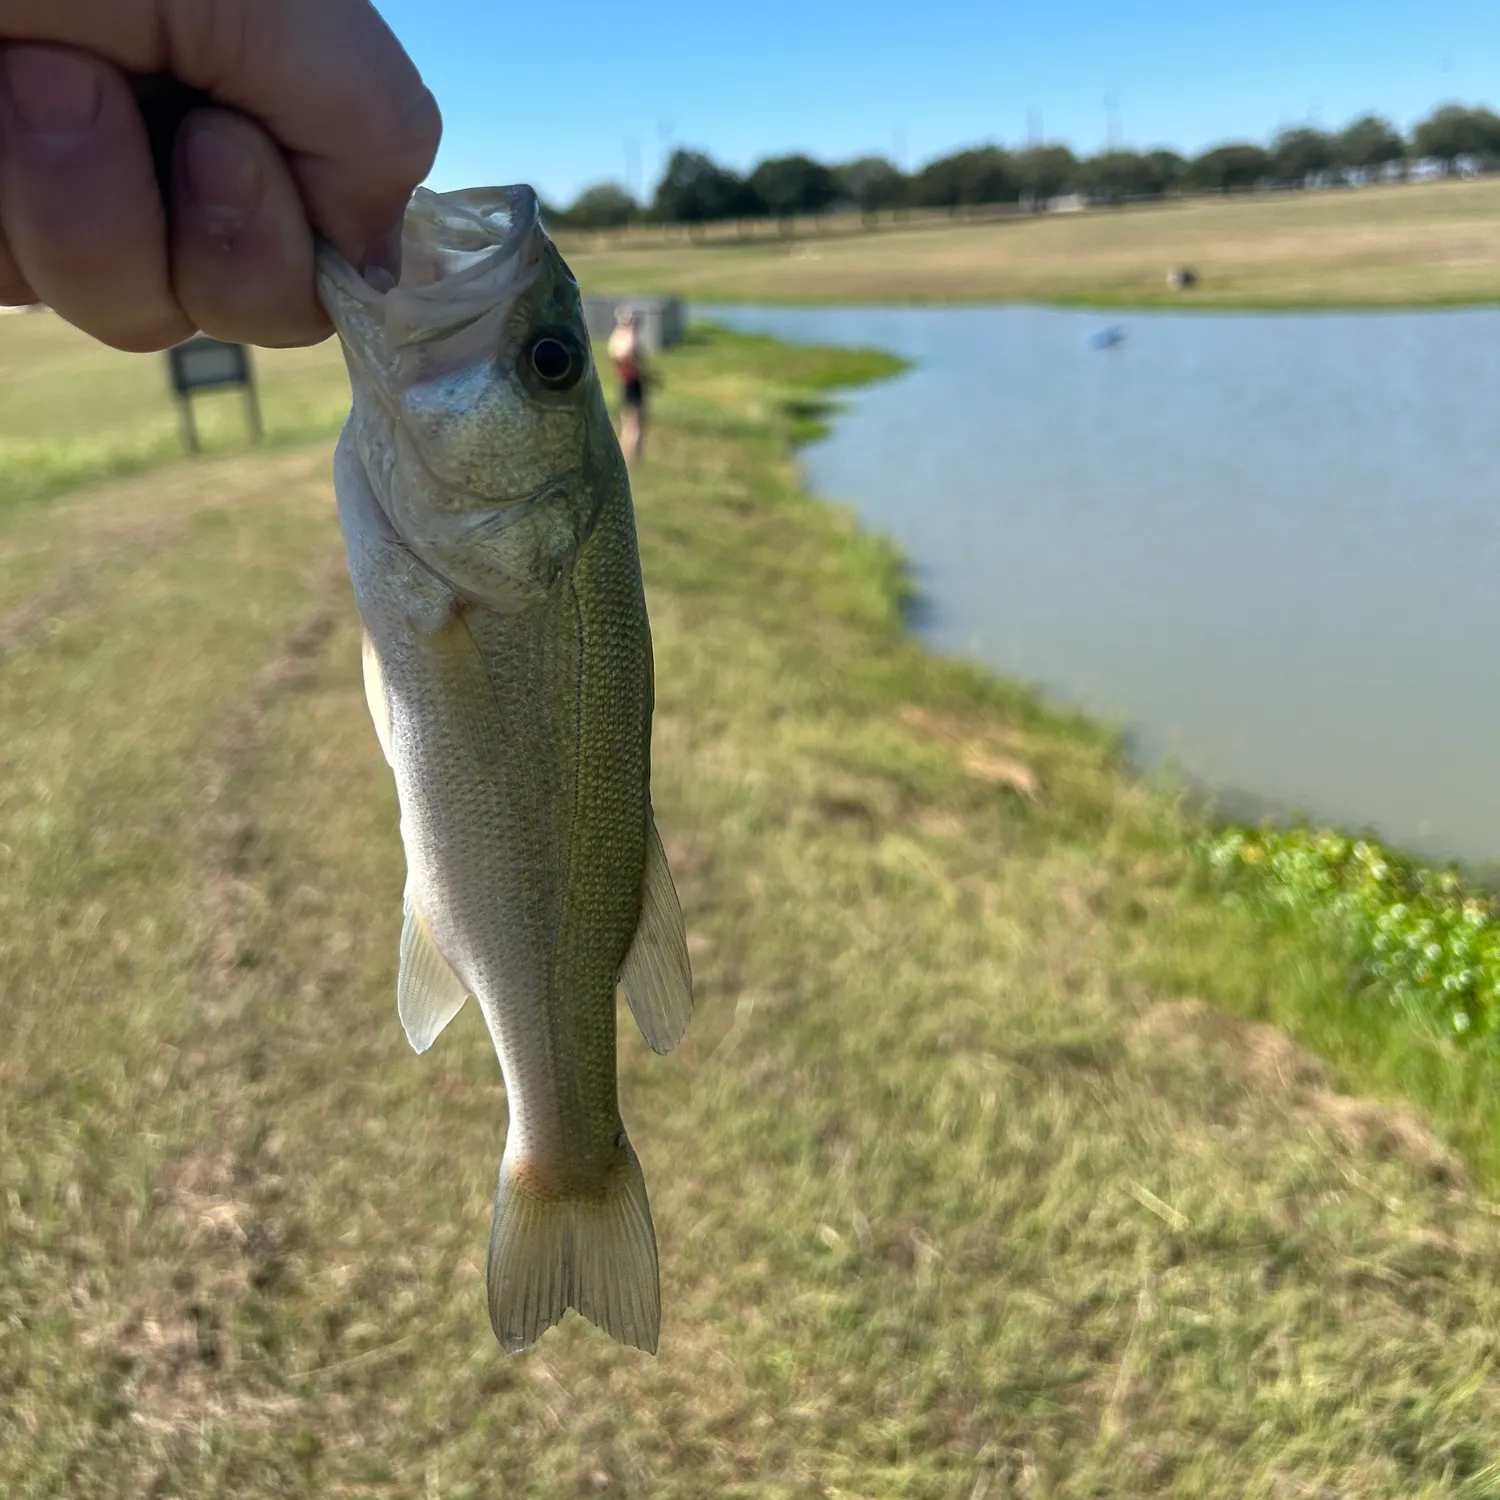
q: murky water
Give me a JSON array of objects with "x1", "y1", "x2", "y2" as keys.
[{"x1": 702, "y1": 304, "x2": 1500, "y2": 865}]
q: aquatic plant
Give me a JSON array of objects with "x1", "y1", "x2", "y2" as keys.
[{"x1": 1198, "y1": 825, "x2": 1500, "y2": 1048}]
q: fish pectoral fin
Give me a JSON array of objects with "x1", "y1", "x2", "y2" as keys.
[
  {"x1": 398, "y1": 893, "x2": 471, "y2": 1054},
  {"x1": 361, "y1": 629, "x2": 395, "y2": 766},
  {"x1": 617, "y1": 811, "x2": 694, "y2": 1055}
]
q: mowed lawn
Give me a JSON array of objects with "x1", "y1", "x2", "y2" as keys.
[
  {"x1": 3, "y1": 314, "x2": 1500, "y2": 1496},
  {"x1": 558, "y1": 177, "x2": 1500, "y2": 308}
]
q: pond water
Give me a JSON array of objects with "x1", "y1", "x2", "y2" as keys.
[{"x1": 700, "y1": 304, "x2": 1500, "y2": 867}]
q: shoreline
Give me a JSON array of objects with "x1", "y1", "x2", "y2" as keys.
[
  {"x1": 741, "y1": 311, "x2": 1500, "y2": 876},
  {"x1": 726, "y1": 323, "x2": 1500, "y2": 1186}
]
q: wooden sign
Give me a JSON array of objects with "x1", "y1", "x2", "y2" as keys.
[{"x1": 166, "y1": 336, "x2": 263, "y2": 453}]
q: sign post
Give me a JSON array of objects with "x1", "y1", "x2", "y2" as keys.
[{"x1": 165, "y1": 336, "x2": 262, "y2": 454}]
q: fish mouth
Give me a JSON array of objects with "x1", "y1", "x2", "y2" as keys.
[{"x1": 316, "y1": 185, "x2": 544, "y2": 349}]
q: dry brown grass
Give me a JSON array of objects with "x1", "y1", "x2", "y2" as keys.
[{"x1": 558, "y1": 178, "x2": 1500, "y2": 307}]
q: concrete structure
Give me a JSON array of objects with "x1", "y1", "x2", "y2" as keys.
[{"x1": 581, "y1": 295, "x2": 686, "y2": 354}]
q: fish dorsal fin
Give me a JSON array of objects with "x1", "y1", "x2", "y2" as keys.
[
  {"x1": 361, "y1": 629, "x2": 394, "y2": 765},
  {"x1": 618, "y1": 813, "x2": 693, "y2": 1055},
  {"x1": 399, "y1": 891, "x2": 471, "y2": 1053}
]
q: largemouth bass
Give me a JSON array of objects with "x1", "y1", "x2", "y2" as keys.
[{"x1": 317, "y1": 185, "x2": 692, "y2": 1356}]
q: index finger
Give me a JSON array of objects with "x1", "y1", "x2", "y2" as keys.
[{"x1": 0, "y1": 0, "x2": 441, "y2": 268}]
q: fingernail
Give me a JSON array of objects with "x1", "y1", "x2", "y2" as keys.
[
  {"x1": 180, "y1": 118, "x2": 261, "y2": 236},
  {"x1": 2, "y1": 47, "x2": 102, "y2": 139}
]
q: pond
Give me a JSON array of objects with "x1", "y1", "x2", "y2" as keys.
[{"x1": 701, "y1": 304, "x2": 1500, "y2": 867}]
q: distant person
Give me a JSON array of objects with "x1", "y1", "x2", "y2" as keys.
[
  {"x1": 0, "y1": 0, "x2": 440, "y2": 351},
  {"x1": 607, "y1": 307, "x2": 649, "y2": 463}
]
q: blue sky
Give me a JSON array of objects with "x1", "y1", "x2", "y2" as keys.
[{"x1": 374, "y1": 0, "x2": 1500, "y2": 207}]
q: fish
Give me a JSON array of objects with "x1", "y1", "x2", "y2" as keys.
[{"x1": 316, "y1": 185, "x2": 692, "y2": 1356}]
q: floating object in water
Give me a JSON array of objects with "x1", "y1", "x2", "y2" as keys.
[{"x1": 1092, "y1": 327, "x2": 1126, "y2": 350}]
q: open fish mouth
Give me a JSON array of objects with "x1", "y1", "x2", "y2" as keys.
[
  {"x1": 316, "y1": 185, "x2": 546, "y2": 351},
  {"x1": 399, "y1": 189, "x2": 538, "y2": 291}
]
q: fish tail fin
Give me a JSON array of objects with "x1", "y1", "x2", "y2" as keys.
[{"x1": 486, "y1": 1134, "x2": 661, "y2": 1356}]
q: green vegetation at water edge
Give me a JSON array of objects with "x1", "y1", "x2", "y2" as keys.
[
  {"x1": 5, "y1": 317, "x2": 1500, "y2": 1493},
  {"x1": 1201, "y1": 828, "x2": 1500, "y2": 1047}
]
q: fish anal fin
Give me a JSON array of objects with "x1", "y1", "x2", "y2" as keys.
[
  {"x1": 361, "y1": 629, "x2": 394, "y2": 765},
  {"x1": 487, "y1": 1134, "x2": 660, "y2": 1356},
  {"x1": 618, "y1": 813, "x2": 693, "y2": 1055},
  {"x1": 398, "y1": 893, "x2": 470, "y2": 1053}
]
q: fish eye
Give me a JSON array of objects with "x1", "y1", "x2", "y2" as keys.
[{"x1": 526, "y1": 332, "x2": 584, "y2": 391}]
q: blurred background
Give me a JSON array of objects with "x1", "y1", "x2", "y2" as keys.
[{"x1": 7, "y1": 1, "x2": 1500, "y2": 1494}]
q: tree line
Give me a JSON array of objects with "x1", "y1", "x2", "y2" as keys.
[{"x1": 548, "y1": 103, "x2": 1500, "y2": 230}]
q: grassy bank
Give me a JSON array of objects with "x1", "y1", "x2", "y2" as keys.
[
  {"x1": 4, "y1": 318, "x2": 1500, "y2": 1495},
  {"x1": 0, "y1": 311, "x2": 350, "y2": 512},
  {"x1": 559, "y1": 177, "x2": 1500, "y2": 309}
]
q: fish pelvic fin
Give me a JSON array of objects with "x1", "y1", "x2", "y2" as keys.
[
  {"x1": 360, "y1": 629, "x2": 394, "y2": 765},
  {"x1": 398, "y1": 891, "x2": 471, "y2": 1053},
  {"x1": 486, "y1": 1134, "x2": 661, "y2": 1356},
  {"x1": 617, "y1": 812, "x2": 693, "y2": 1055}
]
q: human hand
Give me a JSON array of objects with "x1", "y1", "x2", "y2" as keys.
[{"x1": 0, "y1": 0, "x2": 441, "y2": 351}]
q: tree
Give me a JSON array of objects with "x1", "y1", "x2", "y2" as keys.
[
  {"x1": 832, "y1": 156, "x2": 907, "y2": 222},
  {"x1": 1336, "y1": 114, "x2": 1405, "y2": 175},
  {"x1": 747, "y1": 154, "x2": 840, "y2": 227},
  {"x1": 651, "y1": 148, "x2": 757, "y2": 225},
  {"x1": 907, "y1": 153, "x2": 961, "y2": 209},
  {"x1": 1140, "y1": 150, "x2": 1188, "y2": 195},
  {"x1": 1412, "y1": 104, "x2": 1500, "y2": 168},
  {"x1": 1076, "y1": 149, "x2": 1184, "y2": 202},
  {"x1": 561, "y1": 182, "x2": 639, "y2": 229},
  {"x1": 1473, "y1": 107, "x2": 1500, "y2": 163},
  {"x1": 908, "y1": 147, "x2": 1016, "y2": 210},
  {"x1": 1183, "y1": 143, "x2": 1271, "y2": 192},
  {"x1": 1270, "y1": 127, "x2": 1336, "y2": 186},
  {"x1": 1013, "y1": 144, "x2": 1078, "y2": 201}
]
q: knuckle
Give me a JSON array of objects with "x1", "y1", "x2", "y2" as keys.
[{"x1": 162, "y1": 0, "x2": 254, "y2": 84}]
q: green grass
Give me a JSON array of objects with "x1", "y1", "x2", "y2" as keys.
[
  {"x1": 0, "y1": 310, "x2": 349, "y2": 511},
  {"x1": 1201, "y1": 827, "x2": 1500, "y2": 1047},
  {"x1": 559, "y1": 177, "x2": 1500, "y2": 309},
  {"x1": 5, "y1": 314, "x2": 1500, "y2": 1495}
]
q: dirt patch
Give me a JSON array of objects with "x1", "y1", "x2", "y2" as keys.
[
  {"x1": 198, "y1": 554, "x2": 345, "y2": 983},
  {"x1": 86, "y1": 557, "x2": 355, "y2": 1436},
  {"x1": 1131, "y1": 999, "x2": 1465, "y2": 1188},
  {"x1": 89, "y1": 1144, "x2": 299, "y2": 1436},
  {"x1": 0, "y1": 452, "x2": 335, "y2": 664}
]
